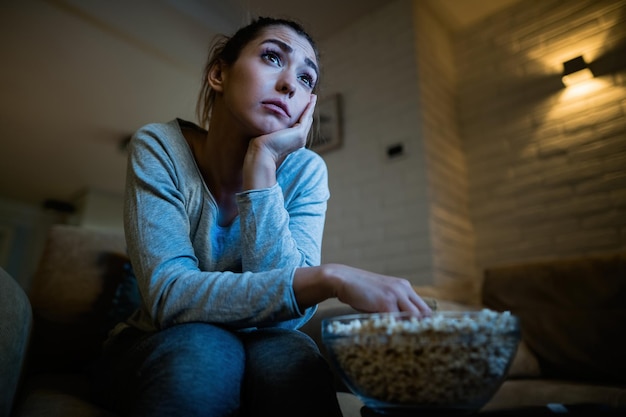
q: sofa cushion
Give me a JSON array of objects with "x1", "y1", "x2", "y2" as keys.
[
  {"x1": 14, "y1": 374, "x2": 120, "y2": 417},
  {"x1": 484, "y1": 379, "x2": 626, "y2": 411},
  {"x1": 482, "y1": 252, "x2": 626, "y2": 383},
  {"x1": 27, "y1": 225, "x2": 130, "y2": 374}
]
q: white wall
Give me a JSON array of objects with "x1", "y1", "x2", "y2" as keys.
[
  {"x1": 73, "y1": 188, "x2": 124, "y2": 234},
  {"x1": 318, "y1": 0, "x2": 435, "y2": 286},
  {"x1": 413, "y1": 2, "x2": 479, "y2": 301}
]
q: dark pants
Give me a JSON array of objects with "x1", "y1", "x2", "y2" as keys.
[{"x1": 91, "y1": 323, "x2": 343, "y2": 417}]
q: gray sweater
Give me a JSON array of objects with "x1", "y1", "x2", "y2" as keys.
[{"x1": 122, "y1": 119, "x2": 329, "y2": 333}]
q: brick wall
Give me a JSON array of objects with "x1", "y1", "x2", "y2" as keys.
[
  {"x1": 413, "y1": 2, "x2": 480, "y2": 301},
  {"x1": 318, "y1": 0, "x2": 625, "y2": 297},
  {"x1": 456, "y1": 0, "x2": 626, "y2": 270},
  {"x1": 318, "y1": 0, "x2": 435, "y2": 285}
]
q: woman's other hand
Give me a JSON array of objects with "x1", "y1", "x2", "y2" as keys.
[
  {"x1": 243, "y1": 95, "x2": 316, "y2": 190},
  {"x1": 293, "y1": 264, "x2": 433, "y2": 318},
  {"x1": 255, "y1": 94, "x2": 316, "y2": 163}
]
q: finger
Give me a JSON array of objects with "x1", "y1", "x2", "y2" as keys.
[
  {"x1": 396, "y1": 287, "x2": 427, "y2": 315},
  {"x1": 306, "y1": 94, "x2": 317, "y2": 117},
  {"x1": 397, "y1": 297, "x2": 421, "y2": 315},
  {"x1": 289, "y1": 97, "x2": 316, "y2": 130},
  {"x1": 290, "y1": 96, "x2": 316, "y2": 141},
  {"x1": 409, "y1": 292, "x2": 433, "y2": 317},
  {"x1": 300, "y1": 94, "x2": 317, "y2": 125}
]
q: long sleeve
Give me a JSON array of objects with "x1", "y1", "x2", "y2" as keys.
[
  {"x1": 123, "y1": 120, "x2": 329, "y2": 332},
  {"x1": 237, "y1": 159, "x2": 328, "y2": 272}
]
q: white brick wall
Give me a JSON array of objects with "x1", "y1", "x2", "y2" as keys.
[
  {"x1": 457, "y1": 0, "x2": 626, "y2": 269},
  {"x1": 318, "y1": 0, "x2": 435, "y2": 285},
  {"x1": 413, "y1": 2, "x2": 480, "y2": 301},
  {"x1": 317, "y1": 0, "x2": 625, "y2": 298}
]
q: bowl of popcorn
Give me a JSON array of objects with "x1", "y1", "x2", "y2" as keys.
[{"x1": 322, "y1": 309, "x2": 520, "y2": 415}]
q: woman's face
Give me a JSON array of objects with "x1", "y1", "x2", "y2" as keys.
[{"x1": 218, "y1": 25, "x2": 319, "y2": 136}]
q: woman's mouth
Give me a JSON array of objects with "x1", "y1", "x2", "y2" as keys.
[{"x1": 262, "y1": 100, "x2": 291, "y2": 118}]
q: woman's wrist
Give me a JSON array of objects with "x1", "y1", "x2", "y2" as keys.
[
  {"x1": 242, "y1": 141, "x2": 277, "y2": 190},
  {"x1": 293, "y1": 265, "x2": 339, "y2": 309}
]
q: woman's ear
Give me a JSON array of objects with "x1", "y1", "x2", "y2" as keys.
[{"x1": 208, "y1": 60, "x2": 226, "y2": 92}]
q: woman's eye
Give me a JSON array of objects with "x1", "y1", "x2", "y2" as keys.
[
  {"x1": 262, "y1": 51, "x2": 281, "y2": 66},
  {"x1": 299, "y1": 74, "x2": 315, "y2": 89}
]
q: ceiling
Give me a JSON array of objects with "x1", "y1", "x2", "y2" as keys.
[{"x1": 0, "y1": 0, "x2": 520, "y2": 209}]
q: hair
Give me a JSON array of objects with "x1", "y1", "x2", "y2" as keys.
[{"x1": 195, "y1": 17, "x2": 321, "y2": 130}]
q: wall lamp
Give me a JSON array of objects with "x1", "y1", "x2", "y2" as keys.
[{"x1": 562, "y1": 55, "x2": 593, "y2": 87}]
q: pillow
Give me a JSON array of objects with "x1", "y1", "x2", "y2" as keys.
[
  {"x1": 482, "y1": 252, "x2": 626, "y2": 383},
  {"x1": 27, "y1": 225, "x2": 131, "y2": 373}
]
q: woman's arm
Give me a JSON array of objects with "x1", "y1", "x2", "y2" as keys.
[
  {"x1": 237, "y1": 150, "x2": 328, "y2": 272},
  {"x1": 242, "y1": 95, "x2": 316, "y2": 191},
  {"x1": 237, "y1": 95, "x2": 325, "y2": 272}
]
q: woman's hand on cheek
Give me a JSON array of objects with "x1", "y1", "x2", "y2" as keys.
[
  {"x1": 243, "y1": 95, "x2": 316, "y2": 191},
  {"x1": 251, "y1": 94, "x2": 317, "y2": 165}
]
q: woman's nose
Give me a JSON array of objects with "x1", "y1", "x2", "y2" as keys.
[{"x1": 277, "y1": 72, "x2": 296, "y2": 98}]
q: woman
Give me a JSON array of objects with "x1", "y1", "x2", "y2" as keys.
[{"x1": 93, "y1": 16, "x2": 432, "y2": 417}]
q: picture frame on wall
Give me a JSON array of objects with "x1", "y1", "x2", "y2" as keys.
[{"x1": 309, "y1": 93, "x2": 342, "y2": 154}]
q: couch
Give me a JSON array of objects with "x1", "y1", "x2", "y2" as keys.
[{"x1": 2, "y1": 224, "x2": 626, "y2": 416}]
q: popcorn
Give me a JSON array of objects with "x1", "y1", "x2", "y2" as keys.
[{"x1": 324, "y1": 310, "x2": 519, "y2": 406}]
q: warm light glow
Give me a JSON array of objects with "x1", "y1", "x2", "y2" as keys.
[
  {"x1": 508, "y1": 9, "x2": 620, "y2": 157},
  {"x1": 561, "y1": 67, "x2": 593, "y2": 86},
  {"x1": 559, "y1": 78, "x2": 607, "y2": 101}
]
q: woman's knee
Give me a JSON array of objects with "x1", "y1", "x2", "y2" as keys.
[
  {"x1": 244, "y1": 328, "x2": 332, "y2": 385},
  {"x1": 143, "y1": 323, "x2": 246, "y2": 392},
  {"x1": 241, "y1": 328, "x2": 341, "y2": 417},
  {"x1": 97, "y1": 323, "x2": 246, "y2": 417},
  {"x1": 245, "y1": 328, "x2": 320, "y2": 358}
]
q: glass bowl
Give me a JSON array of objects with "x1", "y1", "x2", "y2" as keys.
[{"x1": 322, "y1": 310, "x2": 520, "y2": 415}]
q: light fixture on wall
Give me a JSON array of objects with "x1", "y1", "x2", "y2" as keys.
[{"x1": 561, "y1": 55, "x2": 593, "y2": 87}]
